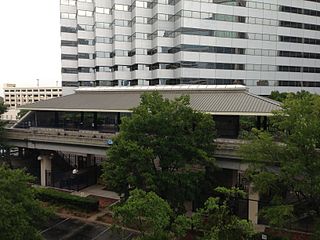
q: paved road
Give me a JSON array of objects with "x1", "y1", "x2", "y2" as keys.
[{"x1": 40, "y1": 217, "x2": 136, "y2": 240}]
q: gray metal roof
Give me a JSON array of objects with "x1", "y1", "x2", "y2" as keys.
[{"x1": 19, "y1": 85, "x2": 281, "y2": 116}]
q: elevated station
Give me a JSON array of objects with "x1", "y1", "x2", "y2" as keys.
[{"x1": 5, "y1": 85, "x2": 280, "y2": 225}]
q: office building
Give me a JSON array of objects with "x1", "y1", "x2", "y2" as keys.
[
  {"x1": 60, "y1": 0, "x2": 320, "y2": 95},
  {"x1": 1, "y1": 84, "x2": 62, "y2": 121}
]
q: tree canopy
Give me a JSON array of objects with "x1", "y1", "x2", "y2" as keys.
[
  {"x1": 268, "y1": 91, "x2": 289, "y2": 102},
  {"x1": 102, "y1": 92, "x2": 216, "y2": 209},
  {"x1": 0, "y1": 99, "x2": 7, "y2": 114},
  {"x1": 0, "y1": 165, "x2": 51, "y2": 240},
  {"x1": 240, "y1": 92, "x2": 320, "y2": 234},
  {"x1": 112, "y1": 188, "x2": 254, "y2": 240},
  {"x1": 112, "y1": 189, "x2": 174, "y2": 239},
  {"x1": 192, "y1": 187, "x2": 254, "y2": 240}
]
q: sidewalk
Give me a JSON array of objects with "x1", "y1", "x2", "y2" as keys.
[{"x1": 71, "y1": 184, "x2": 120, "y2": 200}]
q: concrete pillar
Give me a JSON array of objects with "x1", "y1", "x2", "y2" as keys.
[
  {"x1": 39, "y1": 155, "x2": 52, "y2": 186},
  {"x1": 248, "y1": 184, "x2": 259, "y2": 225}
]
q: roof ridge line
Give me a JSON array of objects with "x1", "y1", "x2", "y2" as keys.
[{"x1": 246, "y1": 92, "x2": 281, "y2": 106}]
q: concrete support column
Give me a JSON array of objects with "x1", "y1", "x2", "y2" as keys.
[
  {"x1": 248, "y1": 184, "x2": 259, "y2": 225},
  {"x1": 39, "y1": 155, "x2": 52, "y2": 186}
]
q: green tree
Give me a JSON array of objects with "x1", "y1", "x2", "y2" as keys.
[
  {"x1": 0, "y1": 165, "x2": 51, "y2": 240},
  {"x1": 102, "y1": 92, "x2": 216, "y2": 209},
  {"x1": 192, "y1": 187, "x2": 254, "y2": 240},
  {"x1": 112, "y1": 189, "x2": 174, "y2": 239},
  {"x1": 240, "y1": 92, "x2": 320, "y2": 234},
  {"x1": 17, "y1": 109, "x2": 30, "y2": 119},
  {"x1": 112, "y1": 189, "x2": 193, "y2": 240},
  {"x1": 269, "y1": 91, "x2": 289, "y2": 102}
]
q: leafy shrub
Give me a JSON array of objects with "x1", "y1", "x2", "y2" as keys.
[{"x1": 35, "y1": 188, "x2": 99, "y2": 212}]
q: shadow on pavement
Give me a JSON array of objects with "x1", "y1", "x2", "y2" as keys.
[{"x1": 41, "y1": 217, "x2": 136, "y2": 240}]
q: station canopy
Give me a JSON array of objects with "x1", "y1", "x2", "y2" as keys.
[{"x1": 20, "y1": 85, "x2": 281, "y2": 116}]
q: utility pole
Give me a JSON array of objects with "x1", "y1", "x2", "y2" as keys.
[{"x1": 36, "y1": 79, "x2": 39, "y2": 88}]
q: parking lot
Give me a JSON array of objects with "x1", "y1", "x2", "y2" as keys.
[{"x1": 41, "y1": 217, "x2": 136, "y2": 240}]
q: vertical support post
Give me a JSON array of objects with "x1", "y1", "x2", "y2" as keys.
[
  {"x1": 80, "y1": 112, "x2": 84, "y2": 129},
  {"x1": 93, "y1": 112, "x2": 97, "y2": 130},
  {"x1": 54, "y1": 112, "x2": 59, "y2": 128},
  {"x1": 34, "y1": 111, "x2": 38, "y2": 127},
  {"x1": 262, "y1": 116, "x2": 267, "y2": 130},
  {"x1": 256, "y1": 116, "x2": 261, "y2": 130},
  {"x1": 248, "y1": 184, "x2": 259, "y2": 225},
  {"x1": 117, "y1": 112, "x2": 121, "y2": 125},
  {"x1": 116, "y1": 112, "x2": 121, "y2": 132},
  {"x1": 235, "y1": 115, "x2": 240, "y2": 138},
  {"x1": 39, "y1": 155, "x2": 52, "y2": 186},
  {"x1": 87, "y1": 154, "x2": 93, "y2": 167},
  {"x1": 18, "y1": 147, "x2": 24, "y2": 157}
]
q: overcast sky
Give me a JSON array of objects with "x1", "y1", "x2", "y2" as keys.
[{"x1": 0, "y1": 1, "x2": 61, "y2": 88}]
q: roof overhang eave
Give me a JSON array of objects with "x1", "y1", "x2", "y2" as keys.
[
  {"x1": 18, "y1": 107, "x2": 134, "y2": 113},
  {"x1": 19, "y1": 107, "x2": 277, "y2": 116},
  {"x1": 204, "y1": 111, "x2": 276, "y2": 116}
]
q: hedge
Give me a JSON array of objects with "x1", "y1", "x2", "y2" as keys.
[{"x1": 35, "y1": 188, "x2": 99, "y2": 212}]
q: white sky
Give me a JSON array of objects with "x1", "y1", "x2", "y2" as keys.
[{"x1": 0, "y1": 1, "x2": 61, "y2": 88}]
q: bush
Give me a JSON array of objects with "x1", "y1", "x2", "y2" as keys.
[{"x1": 35, "y1": 188, "x2": 99, "y2": 212}]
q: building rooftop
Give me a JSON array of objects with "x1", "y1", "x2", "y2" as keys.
[{"x1": 20, "y1": 85, "x2": 281, "y2": 116}]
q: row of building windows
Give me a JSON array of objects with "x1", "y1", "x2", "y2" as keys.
[
  {"x1": 176, "y1": 10, "x2": 320, "y2": 32},
  {"x1": 60, "y1": 0, "x2": 76, "y2": 6},
  {"x1": 279, "y1": 51, "x2": 320, "y2": 59},
  {"x1": 60, "y1": 12, "x2": 76, "y2": 19},
  {"x1": 61, "y1": 78, "x2": 320, "y2": 88},
  {"x1": 280, "y1": 5, "x2": 320, "y2": 17},
  {"x1": 78, "y1": 38, "x2": 94, "y2": 45},
  {"x1": 4, "y1": 89, "x2": 60, "y2": 92},
  {"x1": 61, "y1": 10, "x2": 320, "y2": 34},
  {"x1": 174, "y1": 0, "x2": 320, "y2": 19},
  {"x1": 62, "y1": 25, "x2": 320, "y2": 46},
  {"x1": 5, "y1": 94, "x2": 59, "y2": 98},
  {"x1": 61, "y1": 40, "x2": 77, "y2": 47},
  {"x1": 61, "y1": 63, "x2": 320, "y2": 73},
  {"x1": 61, "y1": 0, "x2": 320, "y2": 19},
  {"x1": 61, "y1": 45, "x2": 320, "y2": 60},
  {"x1": 77, "y1": 24, "x2": 94, "y2": 31},
  {"x1": 177, "y1": 27, "x2": 320, "y2": 46},
  {"x1": 280, "y1": 20, "x2": 320, "y2": 32},
  {"x1": 96, "y1": 36, "x2": 112, "y2": 44}
]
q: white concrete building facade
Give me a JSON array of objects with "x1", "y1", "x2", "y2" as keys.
[{"x1": 60, "y1": 0, "x2": 320, "y2": 95}]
